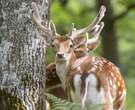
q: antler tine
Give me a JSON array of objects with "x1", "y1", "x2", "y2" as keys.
[
  {"x1": 70, "y1": 5, "x2": 106, "y2": 39},
  {"x1": 68, "y1": 23, "x2": 76, "y2": 36},
  {"x1": 87, "y1": 5, "x2": 106, "y2": 31},
  {"x1": 49, "y1": 20, "x2": 57, "y2": 36},
  {"x1": 87, "y1": 22, "x2": 104, "y2": 45},
  {"x1": 31, "y1": 2, "x2": 52, "y2": 37},
  {"x1": 74, "y1": 22, "x2": 104, "y2": 50}
]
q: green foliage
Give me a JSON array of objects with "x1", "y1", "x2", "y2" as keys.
[
  {"x1": 45, "y1": 93, "x2": 105, "y2": 110},
  {"x1": 45, "y1": 93, "x2": 81, "y2": 110},
  {"x1": 126, "y1": 78, "x2": 135, "y2": 110}
]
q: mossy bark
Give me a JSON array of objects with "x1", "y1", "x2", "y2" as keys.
[{"x1": 0, "y1": 0, "x2": 49, "y2": 110}]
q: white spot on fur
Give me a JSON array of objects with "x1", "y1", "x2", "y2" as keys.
[
  {"x1": 98, "y1": 63, "x2": 103, "y2": 67},
  {"x1": 103, "y1": 59, "x2": 107, "y2": 63},
  {"x1": 99, "y1": 60, "x2": 104, "y2": 65},
  {"x1": 117, "y1": 81, "x2": 120, "y2": 87},
  {"x1": 118, "y1": 90, "x2": 126, "y2": 110},
  {"x1": 110, "y1": 72, "x2": 114, "y2": 77},
  {"x1": 77, "y1": 66, "x2": 81, "y2": 71},
  {"x1": 115, "y1": 67, "x2": 120, "y2": 73},
  {"x1": 89, "y1": 67, "x2": 96, "y2": 72},
  {"x1": 119, "y1": 89, "x2": 126, "y2": 102},
  {"x1": 72, "y1": 56, "x2": 88, "y2": 69},
  {"x1": 108, "y1": 62, "x2": 112, "y2": 66},
  {"x1": 92, "y1": 57, "x2": 95, "y2": 62},
  {"x1": 119, "y1": 91, "x2": 121, "y2": 95},
  {"x1": 109, "y1": 79, "x2": 113, "y2": 86},
  {"x1": 113, "y1": 84, "x2": 116, "y2": 90},
  {"x1": 114, "y1": 77, "x2": 117, "y2": 81}
]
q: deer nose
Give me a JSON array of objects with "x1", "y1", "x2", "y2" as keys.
[{"x1": 56, "y1": 52, "x2": 64, "y2": 59}]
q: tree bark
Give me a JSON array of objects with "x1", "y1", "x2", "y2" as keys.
[
  {"x1": 96, "y1": 0, "x2": 119, "y2": 65},
  {"x1": 0, "y1": 0, "x2": 49, "y2": 110}
]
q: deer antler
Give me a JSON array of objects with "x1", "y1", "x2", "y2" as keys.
[
  {"x1": 31, "y1": 2, "x2": 57, "y2": 37},
  {"x1": 87, "y1": 21, "x2": 104, "y2": 45},
  {"x1": 49, "y1": 20, "x2": 57, "y2": 36},
  {"x1": 70, "y1": 5, "x2": 106, "y2": 40},
  {"x1": 68, "y1": 23, "x2": 76, "y2": 36}
]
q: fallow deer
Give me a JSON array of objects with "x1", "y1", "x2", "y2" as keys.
[
  {"x1": 32, "y1": 3, "x2": 126, "y2": 110},
  {"x1": 46, "y1": 63, "x2": 66, "y2": 99}
]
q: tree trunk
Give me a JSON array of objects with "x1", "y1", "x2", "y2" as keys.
[
  {"x1": 97, "y1": 0, "x2": 119, "y2": 65},
  {"x1": 0, "y1": 0, "x2": 49, "y2": 110}
]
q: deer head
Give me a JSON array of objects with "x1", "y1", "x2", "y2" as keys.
[{"x1": 32, "y1": 2, "x2": 106, "y2": 61}]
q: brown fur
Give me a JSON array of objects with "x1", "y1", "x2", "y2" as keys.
[
  {"x1": 47, "y1": 36, "x2": 126, "y2": 109},
  {"x1": 46, "y1": 63, "x2": 67, "y2": 99},
  {"x1": 67, "y1": 56, "x2": 126, "y2": 109}
]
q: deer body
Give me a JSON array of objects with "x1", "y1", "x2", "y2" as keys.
[
  {"x1": 51, "y1": 36, "x2": 126, "y2": 110},
  {"x1": 66, "y1": 56, "x2": 126, "y2": 109},
  {"x1": 32, "y1": 3, "x2": 126, "y2": 109},
  {"x1": 46, "y1": 37, "x2": 126, "y2": 110}
]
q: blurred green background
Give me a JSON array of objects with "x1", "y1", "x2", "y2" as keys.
[{"x1": 47, "y1": 0, "x2": 135, "y2": 109}]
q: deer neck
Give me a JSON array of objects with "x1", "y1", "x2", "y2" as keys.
[{"x1": 56, "y1": 51, "x2": 77, "y2": 87}]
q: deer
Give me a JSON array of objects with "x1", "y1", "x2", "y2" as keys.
[
  {"x1": 46, "y1": 63, "x2": 67, "y2": 99},
  {"x1": 32, "y1": 2, "x2": 126, "y2": 110},
  {"x1": 38, "y1": 4, "x2": 105, "y2": 100}
]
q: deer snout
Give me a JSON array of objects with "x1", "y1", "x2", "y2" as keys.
[{"x1": 56, "y1": 52, "x2": 65, "y2": 59}]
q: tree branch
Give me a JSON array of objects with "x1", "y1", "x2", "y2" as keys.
[{"x1": 113, "y1": 3, "x2": 135, "y2": 22}]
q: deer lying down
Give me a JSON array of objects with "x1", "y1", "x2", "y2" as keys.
[{"x1": 32, "y1": 3, "x2": 126, "y2": 110}]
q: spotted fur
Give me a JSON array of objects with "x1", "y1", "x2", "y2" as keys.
[{"x1": 67, "y1": 56, "x2": 126, "y2": 110}]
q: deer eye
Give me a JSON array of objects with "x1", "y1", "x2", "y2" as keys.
[
  {"x1": 52, "y1": 44, "x2": 55, "y2": 48},
  {"x1": 70, "y1": 44, "x2": 73, "y2": 48}
]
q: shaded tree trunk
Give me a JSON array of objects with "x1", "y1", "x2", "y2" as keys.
[
  {"x1": 97, "y1": 0, "x2": 119, "y2": 65},
  {"x1": 0, "y1": 0, "x2": 50, "y2": 110}
]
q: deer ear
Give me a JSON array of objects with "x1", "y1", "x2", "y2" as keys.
[
  {"x1": 72, "y1": 34, "x2": 87, "y2": 45},
  {"x1": 87, "y1": 41, "x2": 100, "y2": 51}
]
